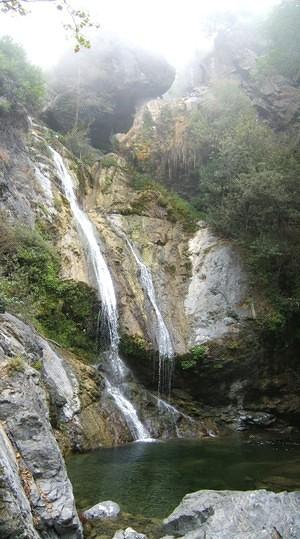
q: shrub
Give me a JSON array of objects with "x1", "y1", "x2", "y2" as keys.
[
  {"x1": 101, "y1": 154, "x2": 119, "y2": 168},
  {"x1": 132, "y1": 172, "x2": 200, "y2": 232},
  {"x1": 178, "y1": 345, "x2": 207, "y2": 370},
  {"x1": 8, "y1": 355, "x2": 25, "y2": 374},
  {"x1": 62, "y1": 126, "x2": 101, "y2": 164},
  {"x1": 32, "y1": 359, "x2": 43, "y2": 371}
]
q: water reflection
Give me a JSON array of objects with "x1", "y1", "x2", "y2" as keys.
[{"x1": 67, "y1": 435, "x2": 300, "y2": 518}]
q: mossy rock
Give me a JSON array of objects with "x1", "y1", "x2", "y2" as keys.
[{"x1": 120, "y1": 334, "x2": 154, "y2": 362}]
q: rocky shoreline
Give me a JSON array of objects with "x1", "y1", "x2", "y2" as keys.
[{"x1": 82, "y1": 489, "x2": 300, "y2": 539}]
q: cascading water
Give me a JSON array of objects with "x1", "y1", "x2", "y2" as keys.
[
  {"x1": 108, "y1": 217, "x2": 174, "y2": 395},
  {"x1": 107, "y1": 217, "x2": 197, "y2": 436},
  {"x1": 49, "y1": 146, "x2": 150, "y2": 441}
]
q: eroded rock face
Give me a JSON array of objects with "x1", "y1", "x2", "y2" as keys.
[
  {"x1": 171, "y1": 24, "x2": 300, "y2": 133},
  {"x1": 0, "y1": 315, "x2": 83, "y2": 537},
  {"x1": 163, "y1": 489, "x2": 300, "y2": 539},
  {"x1": 0, "y1": 313, "x2": 131, "y2": 451},
  {"x1": 1, "y1": 118, "x2": 250, "y2": 362},
  {"x1": 0, "y1": 424, "x2": 40, "y2": 539},
  {"x1": 0, "y1": 311, "x2": 137, "y2": 536},
  {"x1": 0, "y1": 112, "x2": 42, "y2": 226}
]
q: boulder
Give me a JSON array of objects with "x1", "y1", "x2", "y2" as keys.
[
  {"x1": 113, "y1": 528, "x2": 147, "y2": 539},
  {"x1": 236, "y1": 411, "x2": 276, "y2": 430},
  {"x1": 163, "y1": 489, "x2": 300, "y2": 538},
  {"x1": 82, "y1": 500, "x2": 121, "y2": 521}
]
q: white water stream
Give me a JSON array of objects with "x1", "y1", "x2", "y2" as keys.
[
  {"x1": 50, "y1": 147, "x2": 150, "y2": 441},
  {"x1": 108, "y1": 217, "x2": 175, "y2": 395}
]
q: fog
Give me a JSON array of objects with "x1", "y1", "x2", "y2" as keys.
[{"x1": 0, "y1": 0, "x2": 278, "y2": 68}]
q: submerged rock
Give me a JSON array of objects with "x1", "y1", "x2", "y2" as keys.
[
  {"x1": 163, "y1": 489, "x2": 300, "y2": 538},
  {"x1": 113, "y1": 527, "x2": 147, "y2": 539},
  {"x1": 236, "y1": 411, "x2": 276, "y2": 430},
  {"x1": 83, "y1": 500, "x2": 121, "y2": 521}
]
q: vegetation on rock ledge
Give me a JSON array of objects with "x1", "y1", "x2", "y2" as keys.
[
  {"x1": 0, "y1": 219, "x2": 99, "y2": 360},
  {"x1": 120, "y1": 334, "x2": 154, "y2": 363},
  {"x1": 131, "y1": 172, "x2": 200, "y2": 232}
]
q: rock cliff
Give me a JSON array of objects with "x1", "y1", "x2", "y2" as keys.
[
  {"x1": 44, "y1": 34, "x2": 175, "y2": 150},
  {"x1": 0, "y1": 29, "x2": 300, "y2": 532}
]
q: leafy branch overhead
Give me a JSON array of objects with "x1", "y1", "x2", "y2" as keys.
[{"x1": 0, "y1": 0, "x2": 99, "y2": 51}]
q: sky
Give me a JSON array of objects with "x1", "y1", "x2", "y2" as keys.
[{"x1": 0, "y1": 0, "x2": 279, "y2": 69}]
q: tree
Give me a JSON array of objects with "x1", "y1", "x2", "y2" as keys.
[
  {"x1": 0, "y1": 0, "x2": 98, "y2": 51},
  {"x1": 0, "y1": 36, "x2": 45, "y2": 111},
  {"x1": 259, "y1": 0, "x2": 300, "y2": 82},
  {"x1": 189, "y1": 81, "x2": 300, "y2": 346}
]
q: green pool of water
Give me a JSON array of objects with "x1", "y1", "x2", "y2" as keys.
[{"x1": 67, "y1": 435, "x2": 300, "y2": 518}]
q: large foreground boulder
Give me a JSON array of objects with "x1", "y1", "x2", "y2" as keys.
[{"x1": 163, "y1": 489, "x2": 300, "y2": 539}]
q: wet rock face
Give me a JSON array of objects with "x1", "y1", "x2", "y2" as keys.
[
  {"x1": 0, "y1": 120, "x2": 90, "y2": 285},
  {"x1": 0, "y1": 313, "x2": 129, "y2": 451},
  {"x1": 236, "y1": 411, "x2": 276, "y2": 430},
  {"x1": 85, "y1": 160, "x2": 191, "y2": 355},
  {"x1": 163, "y1": 489, "x2": 300, "y2": 538},
  {"x1": 86, "y1": 158, "x2": 248, "y2": 356}
]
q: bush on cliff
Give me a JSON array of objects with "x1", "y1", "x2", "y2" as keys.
[{"x1": 0, "y1": 221, "x2": 99, "y2": 360}]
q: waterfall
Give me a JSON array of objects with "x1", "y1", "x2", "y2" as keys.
[
  {"x1": 108, "y1": 217, "x2": 174, "y2": 395},
  {"x1": 106, "y1": 219, "x2": 197, "y2": 435},
  {"x1": 50, "y1": 147, "x2": 150, "y2": 441}
]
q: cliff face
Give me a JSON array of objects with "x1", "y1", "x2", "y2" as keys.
[
  {"x1": 2, "y1": 111, "x2": 297, "y2": 433},
  {"x1": 170, "y1": 24, "x2": 300, "y2": 132},
  {"x1": 0, "y1": 114, "x2": 234, "y2": 535},
  {"x1": 84, "y1": 155, "x2": 249, "y2": 354}
]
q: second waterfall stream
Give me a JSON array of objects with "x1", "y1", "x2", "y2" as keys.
[
  {"x1": 108, "y1": 215, "x2": 175, "y2": 396},
  {"x1": 50, "y1": 146, "x2": 151, "y2": 441}
]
